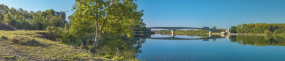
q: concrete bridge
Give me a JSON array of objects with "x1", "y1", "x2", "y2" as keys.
[{"x1": 147, "y1": 27, "x2": 229, "y2": 37}]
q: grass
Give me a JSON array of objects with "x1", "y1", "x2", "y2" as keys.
[
  {"x1": 0, "y1": 30, "x2": 114, "y2": 60},
  {"x1": 3, "y1": 56, "x2": 15, "y2": 59}
]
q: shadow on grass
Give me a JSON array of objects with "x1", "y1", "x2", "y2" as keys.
[
  {"x1": 35, "y1": 32, "x2": 54, "y2": 41},
  {"x1": 1, "y1": 30, "x2": 17, "y2": 31},
  {"x1": 10, "y1": 36, "x2": 50, "y2": 47}
]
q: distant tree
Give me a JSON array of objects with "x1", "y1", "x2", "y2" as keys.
[
  {"x1": 0, "y1": 4, "x2": 68, "y2": 30},
  {"x1": 264, "y1": 29, "x2": 272, "y2": 36},
  {"x1": 230, "y1": 26, "x2": 237, "y2": 33},
  {"x1": 3, "y1": 14, "x2": 11, "y2": 24},
  {"x1": 211, "y1": 26, "x2": 216, "y2": 29}
]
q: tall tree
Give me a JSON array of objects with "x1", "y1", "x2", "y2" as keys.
[{"x1": 72, "y1": 0, "x2": 144, "y2": 52}]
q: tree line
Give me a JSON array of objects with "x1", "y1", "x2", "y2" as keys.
[
  {"x1": 0, "y1": 4, "x2": 67, "y2": 30},
  {"x1": 230, "y1": 23, "x2": 285, "y2": 33},
  {"x1": 230, "y1": 23, "x2": 285, "y2": 38}
]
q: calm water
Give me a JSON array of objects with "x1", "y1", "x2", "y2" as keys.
[{"x1": 135, "y1": 34, "x2": 285, "y2": 61}]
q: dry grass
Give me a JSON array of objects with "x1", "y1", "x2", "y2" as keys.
[{"x1": 0, "y1": 30, "x2": 112, "y2": 61}]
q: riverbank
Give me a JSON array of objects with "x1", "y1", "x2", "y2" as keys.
[
  {"x1": 133, "y1": 31, "x2": 154, "y2": 37},
  {"x1": 0, "y1": 30, "x2": 113, "y2": 61}
]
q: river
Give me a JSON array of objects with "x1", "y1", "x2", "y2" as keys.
[{"x1": 134, "y1": 34, "x2": 285, "y2": 61}]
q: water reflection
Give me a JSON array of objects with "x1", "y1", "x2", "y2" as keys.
[
  {"x1": 156, "y1": 33, "x2": 285, "y2": 46},
  {"x1": 136, "y1": 34, "x2": 285, "y2": 61},
  {"x1": 95, "y1": 36, "x2": 147, "y2": 60},
  {"x1": 96, "y1": 33, "x2": 285, "y2": 60},
  {"x1": 230, "y1": 35, "x2": 285, "y2": 46}
]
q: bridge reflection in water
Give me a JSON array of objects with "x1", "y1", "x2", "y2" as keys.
[{"x1": 148, "y1": 34, "x2": 231, "y2": 41}]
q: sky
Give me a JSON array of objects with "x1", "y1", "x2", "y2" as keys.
[{"x1": 1, "y1": 0, "x2": 285, "y2": 29}]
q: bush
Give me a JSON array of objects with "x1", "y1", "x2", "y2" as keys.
[
  {"x1": 46, "y1": 26, "x2": 63, "y2": 40},
  {"x1": 46, "y1": 26, "x2": 88, "y2": 45}
]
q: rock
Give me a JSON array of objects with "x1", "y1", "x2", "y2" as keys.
[
  {"x1": 32, "y1": 39, "x2": 36, "y2": 42},
  {"x1": 1, "y1": 36, "x2": 5, "y2": 38},
  {"x1": 1, "y1": 36, "x2": 7, "y2": 40}
]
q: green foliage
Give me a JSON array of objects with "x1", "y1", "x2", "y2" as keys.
[
  {"x1": 264, "y1": 29, "x2": 272, "y2": 36},
  {"x1": 71, "y1": 0, "x2": 144, "y2": 37},
  {"x1": 69, "y1": 0, "x2": 145, "y2": 52},
  {"x1": 231, "y1": 23, "x2": 285, "y2": 33},
  {"x1": 0, "y1": 4, "x2": 67, "y2": 30},
  {"x1": 211, "y1": 26, "x2": 216, "y2": 29},
  {"x1": 273, "y1": 29, "x2": 284, "y2": 35},
  {"x1": 64, "y1": 23, "x2": 69, "y2": 30},
  {"x1": 231, "y1": 26, "x2": 237, "y2": 33},
  {"x1": 46, "y1": 26, "x2": 89, "y2": 45},
  {"x1": 3, "y1": 14, "x2": 12, "y2": 24}
]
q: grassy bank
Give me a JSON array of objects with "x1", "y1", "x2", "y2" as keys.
[{"x1": 0, "y1": 30, "x2": 114, "y2": 61}]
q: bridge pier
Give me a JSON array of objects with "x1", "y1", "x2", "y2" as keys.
[{"x1": 171, "y1": 29, "x2": 176, "y2": 37}]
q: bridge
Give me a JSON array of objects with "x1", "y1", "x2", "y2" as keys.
[{"x1": 147, "y1": 27, "x2": 228, "y2": 37}]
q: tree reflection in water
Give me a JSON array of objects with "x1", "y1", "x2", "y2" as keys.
[
  {"x1": 94, "y1": 36, "x2": 147, "y2": 60},
  {"x1": 230, "y1": 35, "x2": 285, "y2": 46}
]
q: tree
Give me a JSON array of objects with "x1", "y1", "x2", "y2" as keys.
[
  {"x1": 264, "y1": 29, "x2": 272, "y2": 36},
  {"x1": 71, "y1": 0, "x2": 144, "y2": 52},
  {"x1": 211, "y1": 26, "x2": 216, "y2": 29},
  {"x1": 230, "y1": 26, "x2": 237, "y2": 33},
  {"x1": 3, "y1": 14, "x2": 11, "y2": 24},
  {"x1": 0, "y1": 4, "x2": 67, "y2": 30}
]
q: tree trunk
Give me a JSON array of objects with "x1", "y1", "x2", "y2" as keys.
[
  {"x1": 91, "y1": 24, "x2": 99, "y2": 52},
  {"x1": 91, "y1": 9, "x2": 99, "y2": 52},
  {"x1": 85, "y1": 36, "x2": 90, "y2": 49}
]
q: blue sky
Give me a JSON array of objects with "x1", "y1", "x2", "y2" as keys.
[{"x1": 1, "y1": 0, "x2": 285, "y2": 29}]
